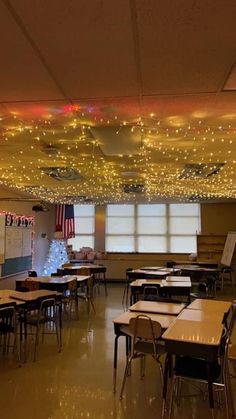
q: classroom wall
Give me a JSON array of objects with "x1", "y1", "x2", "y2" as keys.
[
  {"x1": 0, "y1": 188, "x2": 55, "y2": 276},
  {"x1": 201, "y1": 203, "x2": 236, "y2": 234},
  {"x1": 1, "y1": 189, "x2": 236, "y2": 279}
]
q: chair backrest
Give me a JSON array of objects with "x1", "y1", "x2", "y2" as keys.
[
  {"x1": 143, "y1": 285, "x2": 160, "y2": 301},
  {"x1": 28, "y1": 270, "x2": 37, "y2": 277},
  {"x1": 39, "y1": 297, "x2": 56, "y2": 314},
  {"x1": 166, "y1": 261, "x2": 176, "y2": 268},
  {"x1": 129, "y1": 314, "x2": 162, "y2": 341}
]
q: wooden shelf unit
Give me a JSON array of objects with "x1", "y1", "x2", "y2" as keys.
[{"x1": 197, "y1": 234, "x2": 226, "y2": 262}]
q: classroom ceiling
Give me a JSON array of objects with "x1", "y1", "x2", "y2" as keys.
[{"x1": 1, "y1": 0, "x2": 236, "y2": 204}]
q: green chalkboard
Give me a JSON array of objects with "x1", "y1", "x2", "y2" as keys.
[{"x1": 2, "y1": 256, "x2": 32, "y2": 276}]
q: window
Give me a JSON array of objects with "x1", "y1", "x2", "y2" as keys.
[
  {"x1": 68, "y1": 205, "x2": 95, "y2": 249},
  {"x1": 106, "y1": 205, "x2": 135, "y2": 252},
  {"x1": 105, "y1": 204, "x2": 200, "y2": 253}
]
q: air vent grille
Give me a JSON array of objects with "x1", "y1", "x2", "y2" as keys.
[
  {"x1": 179, "y1": 163, "x2": 225, "y2": 179},
  {"x1": 123, "y1": 184, "x2": 145, "y2": 193},
  {"x1": 41, "y1": 167, "x2": 83, "y2": 181}
]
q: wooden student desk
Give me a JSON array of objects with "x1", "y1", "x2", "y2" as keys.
[
  {"x1": 112, "y1": 310, "x2": 176, "y2": 393},
  {"x1": 129, "y1": 300, "x2": 186, "y2": 316},
  {"x1": 174, "y1": 264, "x2": 220, "y2": 282},
  {"x1": 0, "y1": 289, "x2": 63, "y2": 358},
  {"x1": 188, "y1": 298, "x2": 232, "y2": 314},
  {"x1": 16, "y1": 275, "x2": 90, "y2": 293},
  {"x1": 131, "y1": 267, "x2": 180, "y2": 278},
  {"x1": 161, "y1": 299, "x2": 232, "y2": 412},
  {"x1": 130, "y1": 278, "x2": 192, "y2": 304},
  {"x1": 177, "y1": 308, "x2": 226, "y2": 323},
  {"x1": 62, "y1": 264, "x2": 107, "y2": 295}
]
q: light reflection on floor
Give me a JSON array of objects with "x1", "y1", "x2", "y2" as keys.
[{"x1": 0, "y1": 283, "x2": 235, "y2": 419}]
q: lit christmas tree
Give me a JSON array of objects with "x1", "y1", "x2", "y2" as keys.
[{"x1": 43, "y1": 239, "x2": 69, "y2": 275}]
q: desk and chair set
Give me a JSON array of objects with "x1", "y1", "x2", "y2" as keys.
[
  {"x1": 0, "y1": 269, "x2": 107, "y2": 363},
  {"x1": 114, "y1": 264, "x2": 236, "y2": 418}
]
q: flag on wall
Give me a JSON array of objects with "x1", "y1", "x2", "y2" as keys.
[{"x1": 55, "y1": 205, "x2": 75, "y2": 239}]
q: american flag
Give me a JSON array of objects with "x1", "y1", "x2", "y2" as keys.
[{"x1": 55, "y1": 205, "x2": 75, "y2": 239}]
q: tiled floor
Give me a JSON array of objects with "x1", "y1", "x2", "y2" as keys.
[{"x1": 0, "y1": 282, "x2": 235, "y2": 419}]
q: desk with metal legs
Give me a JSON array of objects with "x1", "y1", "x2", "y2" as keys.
[
  {"x1": 5, "y1": 289, "x2": 63, "y2": 361},
  {"x1": 162, "y1": 317, "x2": 224, "y2": 416},
  {"x1": 130, "y1": 278, "x2": 192, "y2": 304},
  {"x1": 113, "y1": 311, "x2": 176, "y2": 394}
]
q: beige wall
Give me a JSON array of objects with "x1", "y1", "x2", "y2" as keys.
[
  {"x1": 201, "y1": 203, "x2": 236, "y2": 234},
  {"x1": 1, "y1": 191, "x2": 236, "y2": 279}
]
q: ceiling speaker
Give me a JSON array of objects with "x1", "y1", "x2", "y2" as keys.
[{"x1": 32, "y1": 204, "x2": 49, "y2": 212}]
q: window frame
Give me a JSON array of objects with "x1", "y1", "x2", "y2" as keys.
[{"x1": 105, "y1": 203, "x2": 200, "y2": 253}]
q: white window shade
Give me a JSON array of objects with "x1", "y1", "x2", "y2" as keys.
[
  {"x1": 106, "y1": 236, "x2": 135, "y2": 252},
  {"x1": 106, "y1": 217, "x2": 134, "y2": 234},
  {"x1": 138, "y1": 204, "x2": 166, "y2": 216},
  {"x1": 75, "y1": 217, "x2": 94, "y2": 234},
  {"x1": 137, "y1": 236, "x2": 167, "y2": 252},
  {"x1": 170, "y1": 236, "x2": 196, "y2": 253},
  {"x1": 107, "y1": 204, "x2": 134, "y2": 216},
  {"x1": 68, "y1": 235, "x2": 94, "y2": 250},
  {"x1": 74, "y1": 205, "x2": 94, "y2": 216},
  {"x1": 137, "y1": 217, "x2": 167, "y2": 234},
  {"x1": 169, "y1": 203, "x2": 199, "y2": 216},
  {"x1": 169, "y1": 217, "x2": 199, "y2": 234}
]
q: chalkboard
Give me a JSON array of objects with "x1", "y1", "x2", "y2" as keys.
[{"x1": 221, "y1": 232, "x2": 236, "y2": 266}]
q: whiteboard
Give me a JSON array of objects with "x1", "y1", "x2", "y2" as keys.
[
  {"x1": 221, "y1": 232, "x2": 236, "y2": 266},
  {"x1": 5, "y1": 227, "x2": 23, "y2": 259},
  {"x1": 0, "y1": 215, "x2": 5, "y2": 263},
  {"x1": 22, "y1": 229, "x2": 33, "y2": 256}
]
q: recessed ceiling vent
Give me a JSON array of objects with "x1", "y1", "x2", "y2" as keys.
[
  {"x1": 179, "y1": 163, "x2": 225, "y2": 179},
  {"x1": 123, "y1": 184, "x2": 145, "y2": 194},
  {"x1": 41, "y1": 167, "x2": 83, "y2": 181},
  {"x1": 41, "y1": 145, "x2": 59, "y2": 155}
]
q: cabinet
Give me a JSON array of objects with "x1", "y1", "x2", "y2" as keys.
[{"x1": 197, "y1": 234, "x2": 226, "y2": 262}]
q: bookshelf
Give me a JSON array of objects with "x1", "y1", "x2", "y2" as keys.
[{"x1": 197, "y1": 234, "x2": 226, "y2": 262}]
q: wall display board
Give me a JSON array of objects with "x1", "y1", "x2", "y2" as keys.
[
  {"x1": 221, "y1": 232, "x2": 236, "y2": 267},
  {"x1": 0, "y1": 214, "x2": 5, "y2": 264},
  {"x1": 1, "y1": 213, "x2": 34, "y2": 276}
]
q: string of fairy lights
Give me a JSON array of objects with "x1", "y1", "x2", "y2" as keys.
[{"x1": 0, "y1": 107, "x2": 236, "y2": 203}]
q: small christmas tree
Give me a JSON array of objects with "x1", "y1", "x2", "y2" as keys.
[{"x1": 43, "y1": 239, "x2": 69, "y2": 275}]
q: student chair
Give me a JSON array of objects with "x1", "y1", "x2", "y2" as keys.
[
  {"x1": 77, "y1": 276, "x2": 96, "y2": 316},
  {"x1": 120, "y1": 314, "x2": 165, "y2": 400},
  {"x1": 0, "y1": 304, "x2": 20, "y2": 364},
  {"x1": 142, "y1": 285, "x2": 160, "y2": 301},
  {"x1": 28, "y1": 270, "x2": 38, "y2": 277},
  {"x1": 220, "y1": 267, "x2": 234, "y2": 289},
  {"x1": 168, "y1": 330, "x2": 235, "y2": 419},
  {"x1": 62, "y1": 279, "x2": 78, "y2": 317},
  {"x1": 25, "y1": 297, "x2": 61, "y2": 362}
]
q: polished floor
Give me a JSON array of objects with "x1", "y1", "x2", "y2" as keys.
[{"x1": 0, "y1": 282, "x2": 235, "y2": 419}]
